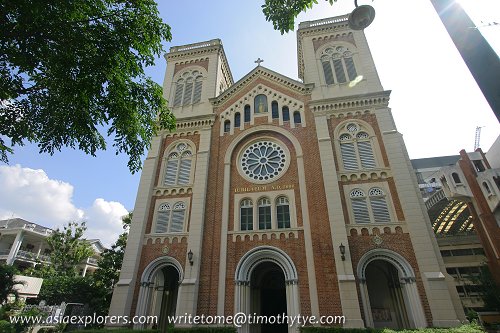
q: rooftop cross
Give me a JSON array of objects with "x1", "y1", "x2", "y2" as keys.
[{"x1": 255, "y1": 58, "x2": 264, "y2": 66}]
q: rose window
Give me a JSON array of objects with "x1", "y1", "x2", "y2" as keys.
[{"x1": 240, "y1": 141, "x2": 287, "y2": 182}]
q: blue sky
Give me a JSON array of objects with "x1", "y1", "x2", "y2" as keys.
[{"x1": 1, "y1": 0, "x2": 499, "y2": 246}]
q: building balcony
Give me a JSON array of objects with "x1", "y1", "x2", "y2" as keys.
[
  {"x1": 476, "y1": 168, "x2": 500, "y2": 212},
  {"x1": 438, "y1": 166, "x2": 472, "y2": 201}
]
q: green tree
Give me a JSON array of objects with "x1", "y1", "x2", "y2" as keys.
[
  {"x1": 476, "y1": 266, "x2": 500, "y2": 311},
  {"x1": 91, "y1": 212, "x2": 131, "y2": 312},
  {"x1": 262, "y1": 0, "x2": 337, "y2": 34},
  {"x1": 0, "y1": 264, "x2": 23, "y2": 304},
  {"x1": 29, "y1": 222, "x2": 94, "y2": 278},
  {"x1": 0, "y1": 0, "x2": 175, "y2": 173}
]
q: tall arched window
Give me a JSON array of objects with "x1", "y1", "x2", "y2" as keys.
[
  {"x1": 282, "y1": 106, "x2": 290, "y2": 122},
  {"x1": 339, "y1": 122, "x2": 376, "y2": 170},
  {"x1": 164, "y1": 142, "x2": 193, "y2": 186},
  {"x1": 240, "y1": 199, "x2": 253, "y2": 231},
  {"x1": 293, "y1": 111, "x2": 301, "y2": 124},
  {"x1": 234, "y1": 112, "x2": 241, "y2": 128},
  {"x1": 321, "y1": 46, "x2": 358, "y2": 85},
  {"x1": 172, "y1": 70, "x2": 204, "y2": 107},
  {"x1": 368, "y1": 188, "x2": 391, "y2": 223},
  {"x1": 276, "y1": 196, "x2": 290, "y2": 228},
  {"x1": 224, "y1": 120, "x2": 231, "y2": 133},
  {"x1": 244, "y1": 105, "x2": 251, "y2": 122},
  {"x1": 155, "y1": 201, "x2": 186, "y2": 233},
  {"x1": 271, "y1": 101, "x2": 279, "y2": 119},
  {"x1": 254, "y1": 94, "x2": 268, "y2": 113},
  {"x1": 350, "y1": 189, "x2": 370, "y2": 224},
  {"x1": 258, "y1": 197, "x2": 272, "y2": 230}
]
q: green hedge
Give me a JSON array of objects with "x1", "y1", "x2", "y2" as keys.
[{"x1": 299, "y1": 323, "x2": 484, "y2": 333}]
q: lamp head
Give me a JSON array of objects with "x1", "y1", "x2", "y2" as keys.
[{"x1": 348, "y1": 5, "x2": 376, "y2": 30}]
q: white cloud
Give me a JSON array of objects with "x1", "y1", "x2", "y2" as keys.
[
  {"x1": 83, "y1": 198, "x2": 129, "y2": 246},
  {"x1": 0, "y1": 164, "x2": 127, "y2": 247}
]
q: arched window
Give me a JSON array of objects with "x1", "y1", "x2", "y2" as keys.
[
  {"x1": 276, "y1": 196, "x2": 290, "y2": 228},
  {"x1": 155, "y1": 201, "x2": 186, "y2": 233},
  {"x1": 240, "y1": 199, "x2": 253, "y2": 231},
  {"x1": 452, "y1": 172, "x2": 462, "y2": 184},
  {"x1": 350, "y1": 189, "x2": 370, "y2": 224},
  {"x1": 244, "y1": 105, "x2": 251, "y2": 122},
  {"x1": 293, "y1": 111, "x2": 301, "y2": 124},
  {"x1": 172, "y1": 70, "x2": 204, "y2": 107},
  {"x1": 224, "y1": 120, "x2": 231, "y2": 133},
  {"x1": 368, "y1": 188, "x2": 391, "y2": 223},
  {"x1": 282, "y1": 106, "x2": 290, "y2": 122},
  {"x1": 258, "y1": 197, "x2": 272, "y2": 230},
  {"x1": 271, "y1": 101, "x2": 279, "y2": 119},
  {"x1": 164, "y1": 142, "x2": 193, "y2": 186},
  {"x1": 254, "y1": 94, "x2": 268, "y2": 113},
  {"x1": 339, "y1": 122, "x2": 376, "y2": 170},
  {"x1": 321, "y1": 46, "x2": 358, "y2": 85},
  {"x1": 234, "y1": 112, "x2": 241, "y2": 128},
  {"x1": 349, "y1": 188, "x2": 391, "y2": 224}
]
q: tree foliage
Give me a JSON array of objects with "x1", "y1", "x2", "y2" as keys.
[
  {"x1": 262, "y1": 0, "x2": 337, "y2": 34},
  {"x1": 92, "y1": 212, "x2": 131, "y2": 308},
  {"x1": 27, "y1": 221, "x2": 93, "y2": 279},
  {"x1": 0, "y1": 264, "x2": 23, "y2": 304},
  {"x1": 0, "y1": 0, "x2": 175, "y2": 173}
]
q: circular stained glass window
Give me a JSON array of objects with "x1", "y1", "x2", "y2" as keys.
[{"x1": 240, "y1": 141, "x2": 287, "y2": 182}]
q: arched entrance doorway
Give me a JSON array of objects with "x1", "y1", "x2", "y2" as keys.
[
  {"x1": 152, "y1": 265, "x2": 179, "y2": 332},
  {"x1": 135, "y1": 256, "x2": 183, "y2": 331},
  {"x1": 235, "y1": 246, "x2": 300, "y2": 333},
  {"x1": 357, "y1": 249, "x2": 427, "y2": 329},
  {"x1": 250, "y1": 262, "x2": 287, "y2": 333},
  {"x1": 365, "y1": 260, "x2": 409, "y2": 329}
]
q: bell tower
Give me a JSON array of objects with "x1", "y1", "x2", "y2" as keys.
[
  {"x1": 297, "y1": 15, "x2": 383, "y2": 101},
  {"x1": 163, "y1": 39, "x2": 233, "y2": 118}
]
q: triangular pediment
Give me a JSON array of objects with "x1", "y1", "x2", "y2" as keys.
[{"x1": 210, "y1": 66, "x2": 313, "y2": 110}]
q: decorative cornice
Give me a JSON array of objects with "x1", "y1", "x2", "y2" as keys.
[
  {"x1": 310, "y1": 90, "x2": 391, "y2": 115},
  {"x1": 210, "y1": 66, "x2": 313, "y2": 108},
  {"x1": 172, "y1": 114, "x2": 216, "y2": 131}
]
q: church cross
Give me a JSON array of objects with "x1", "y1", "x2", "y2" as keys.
[{"x1": 255, "y1": 58, "x2": 264, "y2": 66}]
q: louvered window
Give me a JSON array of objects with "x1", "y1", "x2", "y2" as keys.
[
  {"x1": 369, "y1": 188, "x2": 391, "y2": 223},
  {"x1": 338, "y1": 123, "x2": 377, "y2": 171},
  {"x1": 322, "y1": 60, "x2": 335, "y2": 85},
  {"x1": 272, "y1": 101, "x2": 279, "y2": 119},
  {"x1": 345, "y1": 57, "x2": 357, "y2": 81},
  {"x1": 333, "y1": 59, "x2": 347, "y2": 83},
  {"x1": 183, "y1": 78, "x2": 193, "y2": 105},
  {"x1": 155, "y1": 203, "x2": 171, "y2": 233},
  {"x1": 321, "y1": 46, "x2": 358, "y2": 85},
  {"x1": 192, "y1": 77, "x2": 202, "y2": 103},
  {"x1": 170, "y1": 202, "x2": 186, "y2": 232},
  {"x1": 357, "y1": 136, "x2": 376, "y2": 168},
  {"x1": 173, "y1": 82, "x2": 183, "y2": 107},
  {"x1": 240, "y1": 199, "x2": 253, "y2": 231},
  {"x1": 155, "y1": 202, "x2": 186, "y2": 233},
  {"x1": 276, "y1": 197, "x2": 290, "y2": 229},
  {"x1": 341, "y1": 141, "x2": 358, "y2": 170},
  {"x1": 258, "y1": 198, "x2": 272, "y2": 230},
  {"x1": 164, "y1": 143, "x2": 193, "y2": 186},
  {"x1": 172, "y1": 71, "x2": 203, "y2": 107},
  {"x1": 350, "y1": 189, "x2": 370, "y2": 224}
]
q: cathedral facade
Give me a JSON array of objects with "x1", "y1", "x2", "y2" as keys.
[{"x1": 109, "y1": 14, "x2": 465, "y2": 332}]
